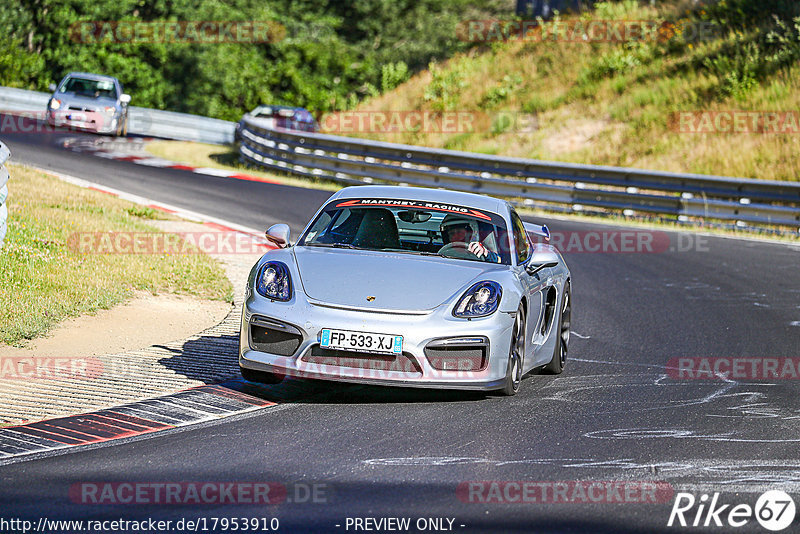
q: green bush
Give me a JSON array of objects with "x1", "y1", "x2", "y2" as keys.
[
  {"x1": 573, "y1": 0, "x2": 800, "y2": 103},
  {"x1": 698, "y1": 10, "x2": 800, "y2": 100},
  {"x1": 381, "y1": 62, "x2": 410, "y2": 93},
  {"x1": 481, "y1": 74, "x2": 523, "y2": 108},
  {"x1": 0, "y1": 37, "x2": 44, "y2": 88},
  {"x1": 424, "y1": 61, "x2": 468, "y2": 112},
  {"x1": 593, "y1": 1, "x2": 640, "y2": 20}
]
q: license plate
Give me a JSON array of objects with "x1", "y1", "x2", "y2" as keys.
[{"x1": 320, "y1": 329, "x2": 403, "y2": 354}]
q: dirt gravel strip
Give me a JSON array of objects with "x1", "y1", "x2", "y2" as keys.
[{"x1": 0, "y1": 168, "x2": 277, "y2": 426}]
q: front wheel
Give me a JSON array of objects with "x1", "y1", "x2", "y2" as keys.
[
  {"x1": 543, "y1": 281, "x2": 570, "y2": 374},
  {"x1": 501, "y1": 303, "x2": 526, "y2": 396},
  {"x1": 116, "y1": 116, "x2": 128, "y2": 137}
]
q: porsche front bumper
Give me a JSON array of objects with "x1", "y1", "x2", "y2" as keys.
[{"x1": 239, "y1": 293, "x2": 515, "y2": 391}]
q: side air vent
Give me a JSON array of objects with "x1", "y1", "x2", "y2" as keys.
[{"x1": 541, "y1": 287, "x2": 557, "y2": 336}]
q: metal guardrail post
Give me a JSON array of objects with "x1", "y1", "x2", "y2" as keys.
[{"x1": 0, "y1": 141, "x2": 10, "y2": 248}]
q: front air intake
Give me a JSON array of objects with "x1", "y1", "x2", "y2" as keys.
[
  {"x1": 249, "y1": 316, "x2": 303, "y2": 356},
  {"x1": 424, "y1": 337, "x2": 489, "y2": 371}
]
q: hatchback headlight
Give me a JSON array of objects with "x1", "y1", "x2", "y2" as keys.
[
  {"x1": 49, "y1": 99, "x2": 61, "y2": 110},
  {"x1": 255, "y1": 261, "x2": 292, "y2": 302},
  {"x1": 453, "y1": 281, "x2": 502, "y2": 318}
]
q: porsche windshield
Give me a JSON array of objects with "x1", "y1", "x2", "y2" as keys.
[{"x1": 299, "y1": 199, "x2": 512, "y2": 265}]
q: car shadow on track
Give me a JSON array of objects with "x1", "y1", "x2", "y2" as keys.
[
  {"x1": 288, "y1": 371, "x2": 556, "y2": 404},
  {"x1": 214, "y1": 374, "x2": 496, "y2": 405},
  {"x1": 154, "y1": 334, "x2": 242, "y2": 385}
]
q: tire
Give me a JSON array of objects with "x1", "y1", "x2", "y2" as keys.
[
  {"x1": 501, "y1": 303, "x2": 526, "y2": 396},
  {"x1": 543, "y1": 281, "x2": 571, "y2": 374},
  {"x1": 241, "y1": 366, "x2": 283, "y2": 385},
  {"x1": 116, "y1": 116, "x2": 128, "y2": 138}
]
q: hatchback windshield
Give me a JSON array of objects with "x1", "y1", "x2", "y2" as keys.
[
  {"x1": 60, "y1": 77, "x2": 117, "y2": 99},
  {"x1": 299, "y1": 198, "x2": 512, "y2": 264}
]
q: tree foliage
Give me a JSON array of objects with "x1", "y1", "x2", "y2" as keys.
[{"x1": 0, "y1": 0, "x2": 509, "y2": 120}]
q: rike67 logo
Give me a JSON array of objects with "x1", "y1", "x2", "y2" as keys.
[{"x1": 668, "y1": 491, "x2": 796, "y2": 531}]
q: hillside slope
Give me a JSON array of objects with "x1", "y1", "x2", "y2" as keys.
[{"x1": 347, "y1": 0, "x2": 800, "y2": 181}]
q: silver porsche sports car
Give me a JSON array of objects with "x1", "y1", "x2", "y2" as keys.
[{"x1": 239, "y1": 186, "x2": 571, "y2": 395}]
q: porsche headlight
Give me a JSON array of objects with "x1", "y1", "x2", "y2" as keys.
[
  {"x1": 49, "y1": 98, "x2": 61, "y2": 110},
  {"x1": 453, "y1": 281, "x2": 502, "y2": 318},
  {"x1": 255, "y1": 261, "x2": 292, "y2": 302}
]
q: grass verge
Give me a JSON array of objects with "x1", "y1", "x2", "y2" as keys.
[{"x1": 0, "y1": 163, "x2": 233, "y2": 346}]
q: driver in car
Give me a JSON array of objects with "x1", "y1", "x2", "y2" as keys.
[{"x1": 440, "y1": 215, "x2": 500, "y2": 263}]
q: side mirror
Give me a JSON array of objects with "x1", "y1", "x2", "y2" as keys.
[
  {"x1": 48, "y1": 83, "x2": 57, "y2": 92},
  {"x1": 265, "y1": 223, "x2": 291, "y2": 248},
  {"x1": 525, "y1": 245, "x2": 560, "y2": 276},
  {"x1": 120, "y1": 94, "x2": 131, "y2": 104}
]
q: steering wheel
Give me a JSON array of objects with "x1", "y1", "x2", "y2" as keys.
[{"x1": 438, "y1": 241, "x2": 477, "y2": 259}]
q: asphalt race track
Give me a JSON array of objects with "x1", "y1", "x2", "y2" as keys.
[
  {"x1": 1, "y1": 121, "x2": 799, "y2": 533},
  {"x1": 0, "y1": 117, "x2": 331, "y2": 233}
]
